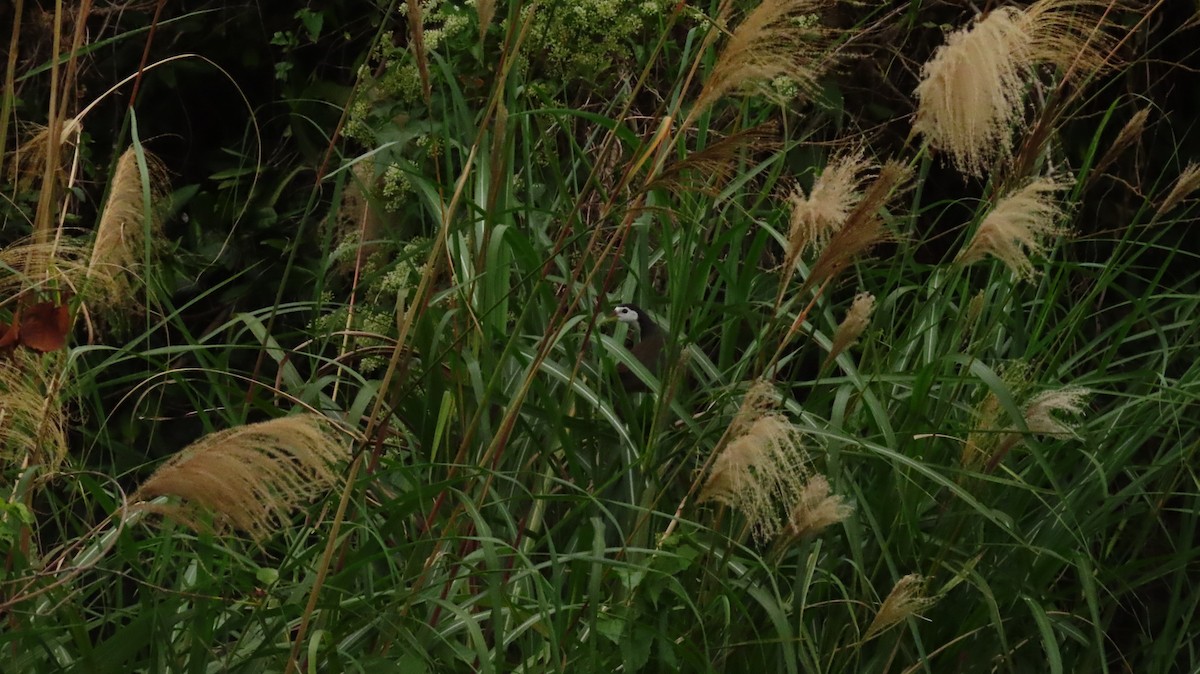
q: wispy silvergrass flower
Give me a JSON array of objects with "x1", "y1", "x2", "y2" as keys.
[
  {"x1": 653, "y1": 123, "x2": 780, "y2": 196},
  {"x1": 964, "y1": 383, "x2": 1090, "y2": 470},
  {"x1": 1157, "y1": 162, "x2": 1200, "y2": 214},
  {"x1": 1091, "y1": 107, "x2": 1150, "y2": 179},
  {"x1": 864, "y1": 574, "x2": 935, "y2": 641},
  {"x1": 803, "y1": 160, "x2": 910, "y2": 293},
  {"x1": 476, "y1": 0, "x2": 494, "y2": 41},
  {"x1": 914, "y1": 2, "x2": 1120, "y2": 176},
  {"x1": 6, "y1": 119, "x2": 82, "y2": 189},
  {"x1": 86, "y1": 147, "x2": 168, "y2": 314},
  {"x1": 783, "y1": 474, "x2": 853, "y2": 539},
  {"x1": 688, "y1": 0, "x2": 833, "y2": 127},
  {"x1": 701, "y1": 382, "x2": 810, "y2": 543},
  {"x1": 130, "y1": 414, "x2": 347, "y2": 542},
  {"x1": 785, "y1": 148, "x2": 876, "y2": 270},
  {"x1": 962, "y1": 390, "x2": 1004, "y2": 469},
  {"x1": 1023, "y1": 386, "x2": 1090, "y2": 438},
  {"x1": 955, "y1": 177, "x2": 1069, "y2": 281},
  {"x1": 824, "y1": 291, "x2": 874, "y2": 368},
  {"x1": 0, "y1": 238, "x2": 90, "y2": 298},
  {"x1": 0, "y1": 350, "x2": 68, "y2": 472}
]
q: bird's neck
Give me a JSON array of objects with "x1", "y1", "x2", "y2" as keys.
[{"x1": 636, "y1": 314, "x2": 661, "y2": 337}]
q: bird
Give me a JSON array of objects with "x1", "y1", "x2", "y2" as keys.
[{"x1": 612, "y1": 303, "x2": 667, "y2": 393}]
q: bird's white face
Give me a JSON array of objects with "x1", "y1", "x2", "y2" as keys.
[{"x1": 613, "y1": 305, "x2": 639, "y2": 324}]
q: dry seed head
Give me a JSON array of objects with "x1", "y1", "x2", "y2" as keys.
[
  {"x1": 956, "y1": 177, "x2": 1069, "y2": 281},
  {"x1": 131, "y1": 414, "x2": 347, "y2": 542},
  {"x1": 1023, "y1": 386, "x2": 1089, "y2": 438},
  {"x1": 786, "y1": 148, "x2": 877, "y2": 263},
  {"x1": 0, "y1": 350, "x2": 68, "y2": 472},
  {"x1": 691, "y1": 0, "x2": 833, "y2": 124},
  {"x1": 914, "y1": 8, "x2": 1031, "y2": 176},
  {"x1": 1092, "y1": 108, "x2": 1150, "y2": 178},
  {"x1": 865, "y1": 573, "x2": 935, "y2": 640},
  {"x1": 1158, "y1": 163, "x2": 1200, "y2": 215},
  {"x1": 804, "y1": 160, "x2": 910, "y2": 291},
  {"x1": 914, "y1": 2, "x2": 1121, "y2": 176},
  {"x1": 87, "y1": 147, "x2": 169, "y2": 313},
  {"x1": 825, "y1": 291, "x2": 875, "y2": 366},
  {"x1": 784, "y1": 474, "x2": 853, "y2": 539},
  {"x1": 0, "y1": 238, "x2": 91, "y2": 298},
  {"x1": 729, "y1": 378, "x2": 782, "y2": 438},
  {"x1": 701, "y1": 413, "x2": 810, "y2": 543},
  {"x1": 6, "y1": 119, "x2": 83, "y2": 188},
  {"x1": 476, "y1": 0, "x2": 495, "y2": 41},
  {"x1": 655, "y1": 124, "x2": 780, "y2": 196},
  {"x1": 961, "y1": 390, "x2": 1004, "y2": 469}
]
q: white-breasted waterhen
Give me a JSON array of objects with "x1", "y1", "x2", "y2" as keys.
[{"x1": 612, "y1": 303, "x2": 666, "y2": 393}]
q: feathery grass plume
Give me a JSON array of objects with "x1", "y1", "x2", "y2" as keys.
[
  {"x1": 728, "y1": 378, "x2": 782, "y2": 438},
  {"x1": 6, "y1": 119, "x2": 82, "y2": 189},
  {"x1": 803, "y1": 160, "x2": 910, "y2": 293},
  {"x1": 688, "y1": 0, "x2": 833, "y2": 125},
  {"x1": 961, "y1": 389, "x2": 1003, "y2": 469},
  {"x1": 1158, "y1": 163, "x2": 1200, "y2": 214},
  {"x1": 1022, "y1": 386, "x2": 1089, "y2": 438},
  {"x1": 652, "y1": 123, "x2": 780, "y2": 196},
  {"x1": 701, "y1": 382, "x2": 810, "y2": 543},
  {"x1": 86, "y1": 147, "x2": 168, "y2": 314},
  {"x1": 914, "y1": 2, "x2": 1120, "y2": 176},
  {"x1": 476, "y1": 0, "x2": 495, "y2": 42},
  {"x1": 824, "y1": 291, "x2": 874, "y2": 367},
  {"x1": 784, "y1": 148, "x2": 877, "y2": 277},
  {"x1": 783, "y1": 474, "x2": 852, "y2": 539},
  {"x1": 0, "y1": 238, "x2": 91, "y2": 299},
  {"x1": 1091, "y1": 107, "x2": 1150, "y2": 179},
  {"x1": 956, "y1": 177, "x2": 1069, "y2": 281},
  {"x1": 0, "y1": 350, "x2": 69, "y2": 471},
  {"x1": 864, "y1": 574, "x2": 935, "y2": 640},
  {"x1": 131, "y1": 414, "x2": 347, "y2": 542}
]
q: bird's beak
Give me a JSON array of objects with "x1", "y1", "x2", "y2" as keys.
[{"x1": 600, "y1": 311, "x2": 618, "y2": 325}]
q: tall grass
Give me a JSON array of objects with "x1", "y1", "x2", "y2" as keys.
[{"x1": 2, "y1": 1, "x2": 1199, "y2": 673}]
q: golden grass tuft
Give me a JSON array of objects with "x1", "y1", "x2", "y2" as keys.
[
  {"x1": 785, "y1": 148, "x2": 877, "y2": 273},
  {"x1": 864, "y1": 574, "x2": 935, "y2": 640},
  {"x1": 654, "y1": 124, "x2": 780, "y2": 196},
  {"x1": 699, "y1": 380, "x2": 852, "y2": 544},
  {"x1": 0, "y1": 238, "x2": 91, "y2": 299},
  {"x1": 961, "y1": 389, "x2": 1004, "y2": 469},
  {"x1": 728, "y1": 378, "x2": 783, "y2": 438},
  {"x1": 476, "y1": 0, "x2": 495, "y2": 42},
  {"x1": 0, "y1": 350, "x2": 69, "y2": 471},
  {"x1": 6, "y1": 119, "x2": 82, "y2": 189},
  {"x1": 914, "y1": 2, "x2": 1121, "y2": 176},
  {"x1": 131, "y1": 414, "x2": 348, "y2": 542},
  {"x1": 86, "y1": 146, "x2": 168, "y2": 313},
  {"x1": 701, "y1": 413, "x2": 810, "y2": 542},
  {"x1": 784, "y1": 474, "x2": 853, "y2": 539},
  {"x1": 824, "y1": 291, "x2": 875, "y2": 368},
  {"x1": 1091, "y1": 108, "x2": 1150, "y2": 179},
  {"x1": 956, "y1": 177, "x2": 1069, "y2": 281},
  {"x1": 1158, "y1": 162, "x2": 1200, "y2": 215},
  {"x1": 803, "y1": 160, "x2": 910, "y2": 292},
  {"x1": 1023, "y1": 386, "x2": 1089, "y2": 438},
  {"x1": 964, "y1": 381, "x2": 1089, "y2": 470},
  {"x1": 689, "y1": 0, "x2": 833, "y2": 124}
]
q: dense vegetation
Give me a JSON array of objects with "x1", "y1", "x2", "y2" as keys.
[{"x1": 3, "y1": 1, "x2": 1199, "y2": 672}]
